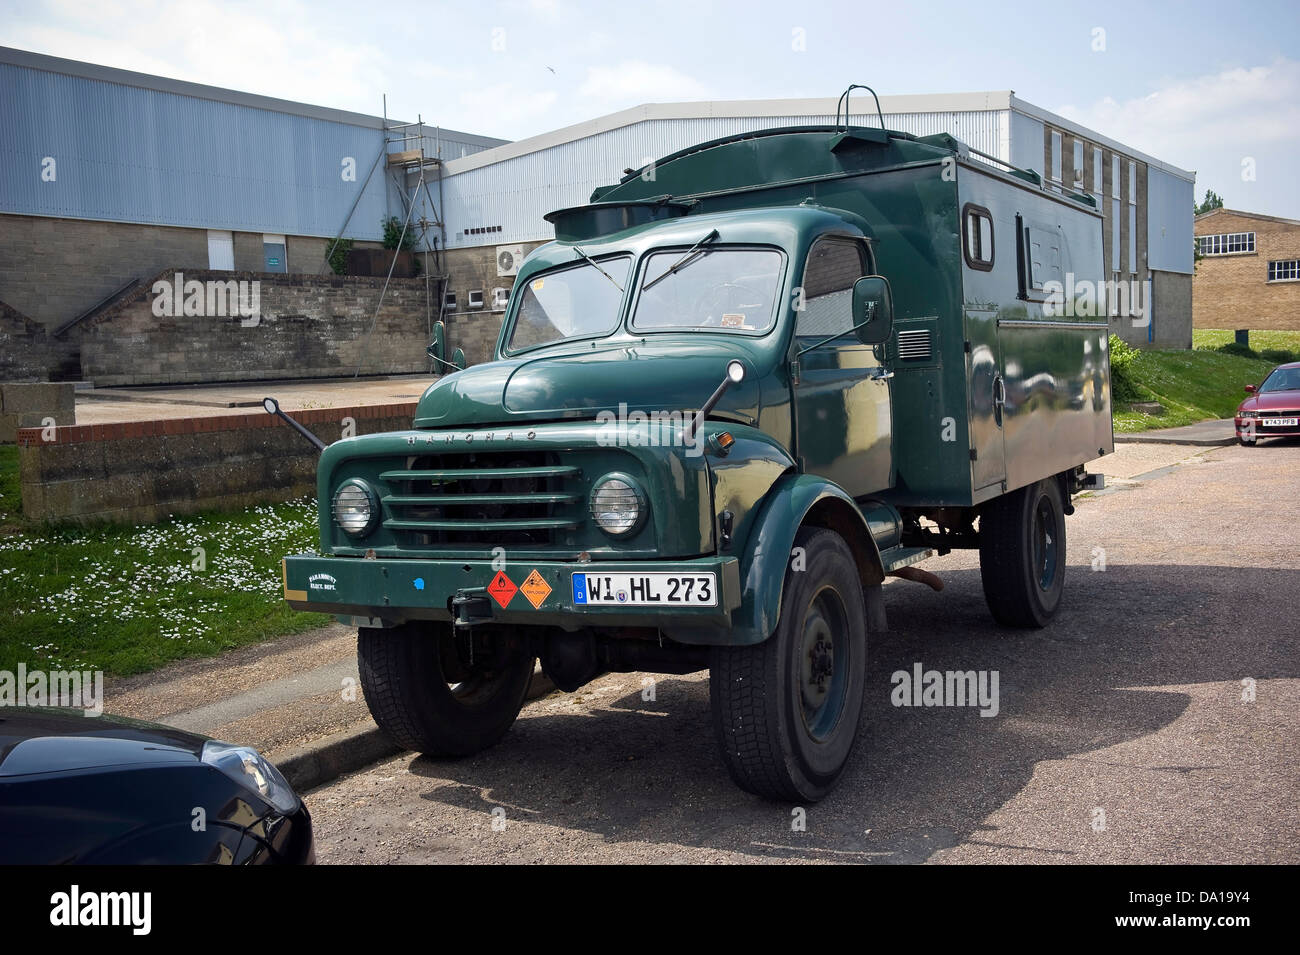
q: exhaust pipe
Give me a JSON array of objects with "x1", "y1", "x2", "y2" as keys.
[{"x1": 888, "y1": 566, "x2": 944, "y2": 592}]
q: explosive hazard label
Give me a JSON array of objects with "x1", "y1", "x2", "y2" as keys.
[{"x1": 520, "y1": 569, "x2": 552, "y2": 608}]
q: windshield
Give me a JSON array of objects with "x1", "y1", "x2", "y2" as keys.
[
  {"x1": 506, "y1": 256, "x2": 632, "y2": 352},
  {"x1": 632, "y1": 248, "x2": 783, "y2": 333},
  {"x1": 1259, "y1": 367, "x2": 1300, "y2": 393}
]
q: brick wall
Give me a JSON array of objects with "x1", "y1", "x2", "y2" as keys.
[
  {"x1": 17, "y1": 402, "x2": 415, "y2": 524},
  {"x1": 1193, "y1": 210, "x2": 1300, "y2": 330},
  {"x1": 79, "y1": 269, "x2": 436, "y2": 385}
]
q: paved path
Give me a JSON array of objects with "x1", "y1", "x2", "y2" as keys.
[
  {"x1": 1114, "y1": 418, "x2": 1236, "y2": 446},
  {"x1": 74, "y1": 375, "x2": 437, "y2": 425}
]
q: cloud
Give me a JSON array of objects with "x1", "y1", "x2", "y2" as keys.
[
  {"x1": 1055, "y1": 58, "x2": 1300, "y2": 166},
  {"x1": 577, "y1": 60, "x2": 711, "y2": 106}
]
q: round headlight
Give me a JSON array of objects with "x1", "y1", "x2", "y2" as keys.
[
  {"x1": 333, "y1": 480, "x2": 377, "y2": 536},
  {"x1": 589, "y1": 474, "x2": 647, "y2": 537}
]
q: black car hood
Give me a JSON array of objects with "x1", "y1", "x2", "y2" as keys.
[{"x1": 0, "y1": 708, "x2": 207, "y2": 777}]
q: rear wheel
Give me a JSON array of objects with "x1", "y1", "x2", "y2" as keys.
[
  {"x1": 710, "y1": 528, "x2": 868, "y2": 802},
  {"x1": 978, "y1": 477, "x2": 1067, "y2": 628},
  {"x1": 358, "y1": 622, "x2": 534, "y2": 756}
]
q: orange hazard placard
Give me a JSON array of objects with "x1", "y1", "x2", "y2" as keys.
[
  {"x1": 487, "y1": 571, "x2": 517, "y2": 608},
  {"x1": 520, "y1": 569, "x2": 552, "y2": 609}
]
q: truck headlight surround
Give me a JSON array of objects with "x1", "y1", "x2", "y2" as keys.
[
  {"x1": 589, "y1": 473, "x2": 648, "y2": 537},
  {"x1": 332, "y1": 479, "x2": 378, "y2": 537}
]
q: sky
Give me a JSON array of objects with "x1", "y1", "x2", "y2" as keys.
[{"x1": 2, "y1": 0, "x2": 1298, "y2": 216}]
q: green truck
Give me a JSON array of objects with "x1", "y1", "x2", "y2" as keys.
[{"x1": 281, "y1": 89, "x2": 1112, "y2": 801}]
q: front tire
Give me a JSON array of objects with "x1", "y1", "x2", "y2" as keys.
[
  {"x1": 358, "y1": 623, "x2": 534, "y2": 757},
  {"x1": 710, "y1": 528, "x2": 868, "y2": 802},
  {"x1": 978, "y1": 477, "x2": 1067, "y2": 628}
]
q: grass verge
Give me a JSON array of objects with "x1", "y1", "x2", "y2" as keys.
[
  {"x1": 0, "y1": 444, "x2": 330, "y2": 678},
  {"x1": 1112, "y1": 345, "x2": 1276, "y2": 433}
]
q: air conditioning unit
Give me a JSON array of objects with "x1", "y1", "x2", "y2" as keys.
[{"x1": 496, "y1": 244, "x2": 525, "y2": 277}]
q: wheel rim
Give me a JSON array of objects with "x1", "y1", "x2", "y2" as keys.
[
  {"x1": 797, "y1": 587, "x2": 850, "y2": 741},
  {"x1": 1032, "y1": 496, "x2": 1059, "y2": 591}
]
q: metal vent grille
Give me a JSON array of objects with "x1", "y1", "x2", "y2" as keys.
[{"x1": 897, "y1": 328, "x2": 932, "y2": 361}]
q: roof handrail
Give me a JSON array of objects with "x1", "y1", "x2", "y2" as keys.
[{"x1": 835, "y1": 84, "x2": 886, "y2": 132}]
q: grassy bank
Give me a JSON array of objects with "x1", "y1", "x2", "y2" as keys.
[
  {"x1": 0, "y1": 444, "x2": 329, "y2": 677},
  {"x1": 1192, "y1": 329, "x2": 1300, "y2": 355},
  {"x1": 1112, "y1": 338, "x2": 1278, "y2": 433}
]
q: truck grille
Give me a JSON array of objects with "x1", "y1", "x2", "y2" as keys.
[{"x1": 379, "y1": 450, "x2": 585, "y2": 549}]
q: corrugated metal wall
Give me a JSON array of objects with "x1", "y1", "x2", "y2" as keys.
[
  {"x1": 440, "y1": 110, "x2": 1010, "y2": 247},
  {"x1": 0, "y1": 62, "x2": 495, "y2": 240}
]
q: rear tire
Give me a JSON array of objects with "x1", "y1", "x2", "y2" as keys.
[
  {"x1": 710, "y1": 528, "x2": 868, "y2": 802},
  {"x1": 978, "y1": 477, "x2": 1067, "y2": 628},
  {"x1": 358, "y1": 623, "x2": 534, "y2": 757}
]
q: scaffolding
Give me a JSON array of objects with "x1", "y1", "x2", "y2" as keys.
[{"x1": 323, "y1": 104, "x2": 460, "y2": 377}]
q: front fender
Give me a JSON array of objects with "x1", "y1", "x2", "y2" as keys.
[{"x1": 728, "y1": 472, "x2": 885, "y2": 645}]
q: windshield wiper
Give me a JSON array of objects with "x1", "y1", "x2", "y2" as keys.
[
  {"x1": 571, "y1": 245, "x2": 624, "y2": 293},
  {"x1": 642, "y1": 229, "x2": 720, "y2": 291}
]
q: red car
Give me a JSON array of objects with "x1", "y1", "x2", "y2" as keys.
[{"x1": 1236, "y1": 361, "x2": 1300, "y2": 446}]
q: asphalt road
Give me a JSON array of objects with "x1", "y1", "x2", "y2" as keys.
[{"x1": 309, "y1": 439, "x2": 1300, "y2": 864}]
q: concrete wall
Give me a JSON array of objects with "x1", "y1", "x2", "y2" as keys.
[
  {"x1": 440, "y1": 242, "x2": 547, "y2": 365},
  {"x1": 1194, "y1": 210, "x2": 1300, "y2": 331},
  {"x1": 0, "y1": 213, "x2": 383, "y2": 333},
  {"x1": 0, "y1": 300, "x2": 72, "y2": 381},
  {"x1": 17, "y1": 401, "x2": 415, "y2": 524},
  {"x1": 0, "y1": 382, "x2": 75, "y2": 443},
  {"x1": 78, "y1": 269, "x2": 434, "y2": 385}
]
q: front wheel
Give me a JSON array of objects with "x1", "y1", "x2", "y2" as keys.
[
  {"x1": 358, "y1": 623, "x2": 535, "y2": 757},
  {"x1": 710, "y1": 527, "x2": 868, "y2": 802},
  {"x1": 978, "y1": 477, "x2": 1067, "y2": 628}
]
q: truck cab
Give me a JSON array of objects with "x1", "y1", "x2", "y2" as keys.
[{"x1": 283, "y1": 110, "x2": 1110, "y2": 801}]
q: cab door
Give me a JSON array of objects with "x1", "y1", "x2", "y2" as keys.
[{"x1": 793, "y1": 236, "x2": 892, "y2": 496}]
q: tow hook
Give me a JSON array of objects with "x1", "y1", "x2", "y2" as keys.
[{"x1": 452, "y1": 589, "x2": 493, "y2": 628}]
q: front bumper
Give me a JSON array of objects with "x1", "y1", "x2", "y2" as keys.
[
  {"x1": 282, "y1": 554, "x2": 742, "y2": 631},
  {"x1": 1235, "y1": 417, "x2": 1300, "y2": 439}
]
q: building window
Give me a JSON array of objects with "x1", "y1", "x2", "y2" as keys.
[
  {"x1": 1128, "y1": 161, "x2": 1137, "y2": 205},
  {"x1": 1112, "y1": 155, "x2": 1121, "y2": 197},
  {"x1": 1050, "y1": 131, "x2": 1062, "y2": 183},
  {"x1": 443, "y1": 291, "x2": 457, "y2": 311},
  {"x1": 1128, "y1": 205, "x2": 1137, "y2": 273},
  {"x1": 1093, "y1": 147, "x2": 1102, "y2": 194},
  {"x1": 1197, "y1": 232, "x2": 1256, "y2": 256},
  {"x1": 467, "y1": 289, "x2": 484, "y2": 309},
  {"x1": 491, "y1": 287, "x2": 510, "y2": 309},
  {"x1": 1112, "y1": 199, "x2": 1121, "y2": 270},
  {"x1": 962, "y1": 204, "x2": 995, "y2": 271},
  {"x1": 1268, "y1": 259, "x2": 1300, "y2": 282},
  {"x1": 1073, "y1": 140, "x2": 1084, "y2": 187}
]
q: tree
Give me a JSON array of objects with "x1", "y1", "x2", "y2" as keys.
[{"x1": 1195, "y1": 189, "x2": 1224, "y2": 216}]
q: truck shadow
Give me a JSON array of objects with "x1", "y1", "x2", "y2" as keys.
[{"x1": 406, "y1": 562, "x2": 1297, "y2": 863}]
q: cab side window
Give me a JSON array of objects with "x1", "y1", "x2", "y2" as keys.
[{"x1": 796, "y1": 238, "x2": 868, "y2": 338}]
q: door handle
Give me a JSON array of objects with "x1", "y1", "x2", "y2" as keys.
[
  {"x1": 869, "y1": 369, "x2": 894, "y2": 381},
  {"x1": 993, "y1": 375, "x2": 1006, "y2": 427}
]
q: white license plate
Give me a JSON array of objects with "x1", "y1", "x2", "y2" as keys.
[
  {"x1": 571, "y1": 572, "x2": 717, "y2": 607},
  {"x1": 1262, "y1": 417, "x2": 1298, "y2": 427}
]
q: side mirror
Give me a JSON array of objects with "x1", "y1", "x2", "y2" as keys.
[
  {"x1": 1245, "y1": 384, "x2": 1256, "y2": 393},
  {"x1": 852, "y1": 275, "x2": 894, "y2": 345}
]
